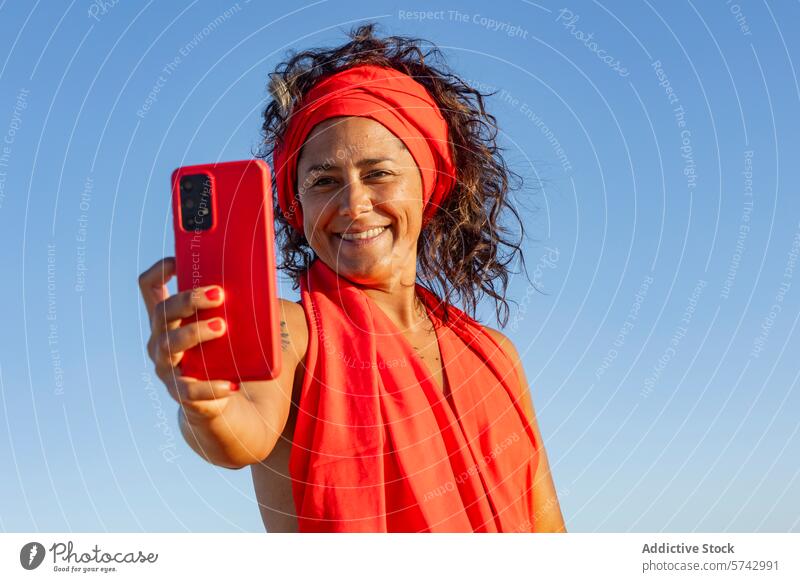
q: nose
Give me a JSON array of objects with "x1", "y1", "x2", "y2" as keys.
[{"x1": 337, "y1": 175, "x2": 373, "y2": 219}]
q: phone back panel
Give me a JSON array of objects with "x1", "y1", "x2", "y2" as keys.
[{"x1": 171, "y1": 159, "x2": 281, "y2": 381}]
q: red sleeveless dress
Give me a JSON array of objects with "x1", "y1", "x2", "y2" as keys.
[{"x1": 289, "y1": 258, "x2": 540, "y2": 532}]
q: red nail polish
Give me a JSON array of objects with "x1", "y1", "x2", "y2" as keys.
[
  {"x1": 208, "y1": 319, "x2": 223, "y2": 332},
  {"x1": 205, "y1": 287, "x2": 221, "y2": 301},
  {"x1": 229, "y1": 382, "x2": 239, "y2": 392}
]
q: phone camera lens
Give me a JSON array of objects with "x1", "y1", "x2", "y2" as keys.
[{"x1": 179, "y1": 173, "x2": 212, "y2": 232}]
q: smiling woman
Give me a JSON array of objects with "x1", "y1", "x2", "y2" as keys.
[
  {"x1": 244, "y1": 23, "x2": 565, "y2": 533},
  {"x1": 139, "y1": 21, "x2": 565, "y2": 533}
]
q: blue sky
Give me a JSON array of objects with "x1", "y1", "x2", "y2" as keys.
[{"x1": 0, "y1": 0, "x2": 798, "y2": 532}]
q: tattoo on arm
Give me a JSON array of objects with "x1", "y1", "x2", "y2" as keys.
[{"x1": 280, "y1": 320, "x2": 290, "y2": 351}]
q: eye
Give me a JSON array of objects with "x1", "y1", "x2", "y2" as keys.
[
  {"x1": 310, "y1": 176, "x2": 335, "y2": 187},
  {"x1": 366, "y1": 170, "x2": 393, "y2": 179}
]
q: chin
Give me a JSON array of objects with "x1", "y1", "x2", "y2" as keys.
[
  {"x1": 335, "y1": 261, "x2": 385, "y2": 285},
  {"x1": 322, "y1": 252, "x2": 387, "y2": 284}
]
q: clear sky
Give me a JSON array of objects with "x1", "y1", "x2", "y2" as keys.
[{"x1": 0, "y1": 0, "x2": 798, "y2": 532}]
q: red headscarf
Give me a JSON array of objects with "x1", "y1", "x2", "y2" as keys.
[{"x1": 272, "y1": 64, "x2": 456, "y2": 235}]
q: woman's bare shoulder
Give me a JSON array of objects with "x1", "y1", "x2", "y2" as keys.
[{"x1": 482, "y1": 326, "x2": 520, "y2": 361}]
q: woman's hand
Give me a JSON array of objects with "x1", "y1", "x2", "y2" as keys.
[{"x1": 138, "y1": 257, "x2": 236, "y2": 422}]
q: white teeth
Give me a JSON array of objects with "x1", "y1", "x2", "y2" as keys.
[{"x1": 339, "y1": 226, "x2": 387, "y2": 241}]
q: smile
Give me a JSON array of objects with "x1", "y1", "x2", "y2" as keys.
[{"x1": 335, "y1": 226, "x2": 389, "y2": 246}]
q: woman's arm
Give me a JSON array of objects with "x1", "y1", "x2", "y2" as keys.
[
  {"x1": 180, "y1": 298, "x2": 308, "y2": 469},
  {"x1": 485, "y1": 327, "x2": 567, "y2": 533},
  {"x1": 238, "y1": 298, "x2": 309, "y2": 463}
]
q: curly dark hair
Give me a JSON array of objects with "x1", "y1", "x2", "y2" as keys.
[{"x1": 255, "y1": 22, "x2": 534, "y2": 328}]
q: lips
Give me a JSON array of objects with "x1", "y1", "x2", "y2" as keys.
[
  {"x1": 334, "y1": 225, "x2": 390, "y2": 247},
  {"x1": 337, "y1": 226, "x2": 388, "y2": 241}
]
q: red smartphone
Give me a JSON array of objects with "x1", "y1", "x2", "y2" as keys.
[{"x1": 170, "y1": 159, "x2": 282, "y2": 381}]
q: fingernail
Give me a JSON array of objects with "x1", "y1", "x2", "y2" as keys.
[
  {"x1": 208, "y1": 319, "x2": 224, "y2": 332},
  {"x1": 204, "y1": 287, "x2": 221, "y2": 301},
  {"x1": 229, "y1": 382, "x2": 239, "y2": 392}
]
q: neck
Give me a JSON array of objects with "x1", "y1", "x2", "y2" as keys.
[{"x1": 360, "y1": 269, "x2": 428, "y2": 331}]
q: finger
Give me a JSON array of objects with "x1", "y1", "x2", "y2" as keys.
[
  {"x1": 174, "y1": 377, "x2": 238, "y2": 420},
  {"x1": 176, "y1": 376, "x2": 237, "y2": 402},
  {"x1": 151, "y1": 285, "x2": 225, "y2": 333},
  {"x1": 180, "y1": 397, "x2": 234, "y2": 422},
  {"x1": 154, "y1": 317, "x2": 227, "y2": 368},
  {"x1": 138, "y1": 257, "x2": 176, "y2": 318}
]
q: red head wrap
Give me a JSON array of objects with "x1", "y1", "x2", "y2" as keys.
[{"x1": 273, "y1": 64, "x2": 456, "y2": 235}]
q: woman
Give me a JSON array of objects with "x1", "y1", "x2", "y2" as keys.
[{"x1": 138, "y1": 24, "x2": 565, "y2": 533}]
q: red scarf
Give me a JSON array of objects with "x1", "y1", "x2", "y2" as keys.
[{"x1": 289, "y1": 258, "x2": 540, "y2": 532}]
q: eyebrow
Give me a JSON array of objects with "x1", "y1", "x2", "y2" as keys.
[{"x1": 303, "y1": 157, "x2": 395, "y2": 174}]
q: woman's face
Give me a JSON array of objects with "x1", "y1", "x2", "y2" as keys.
[{"x1": 296, "y1": 116, "x2": 424, "y2": 286}]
